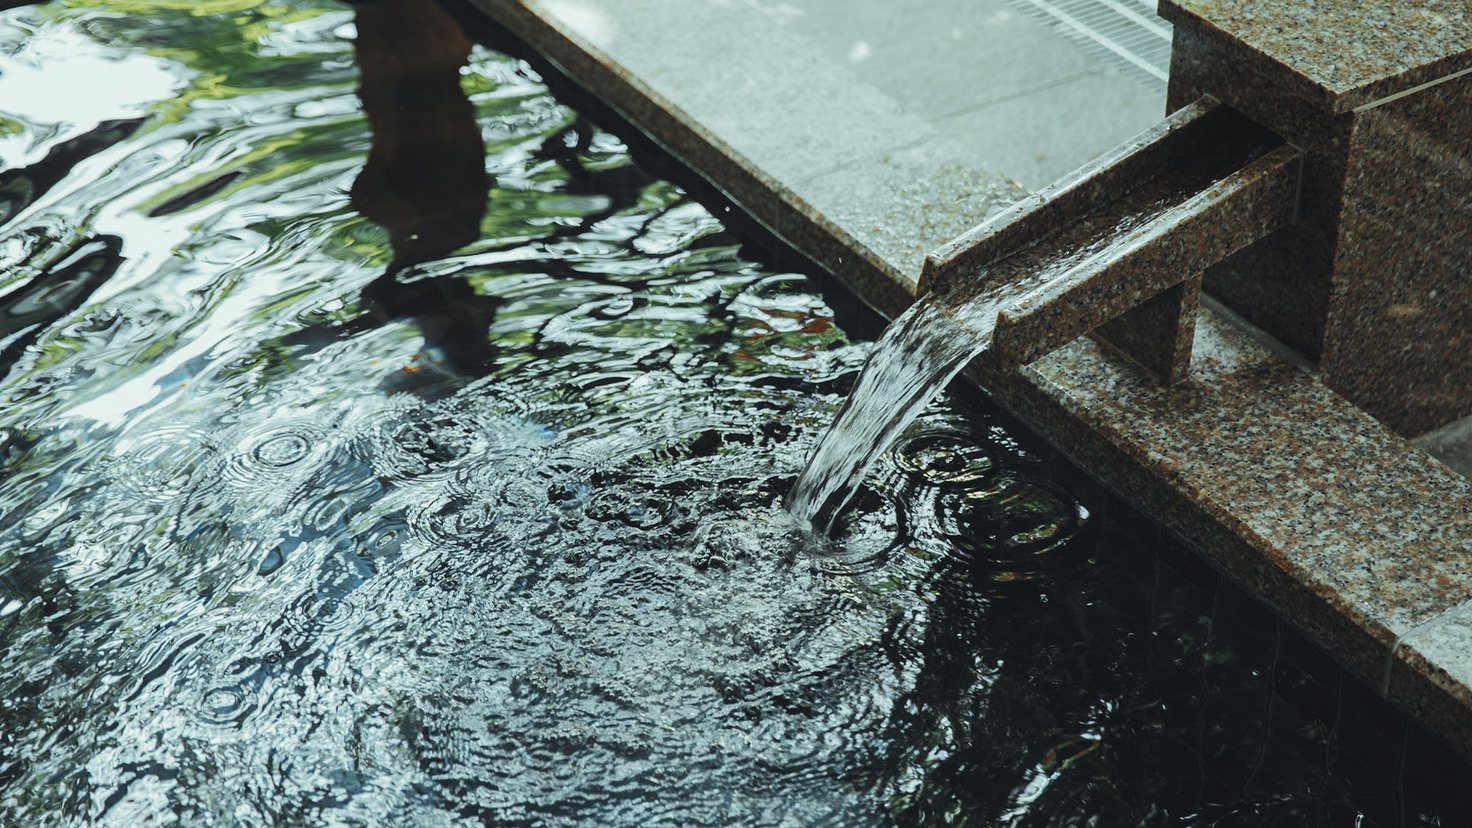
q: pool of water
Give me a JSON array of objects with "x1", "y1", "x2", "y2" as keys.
[{"x1": 0, "y1": 1, "x2": 1461, "y2": 825}]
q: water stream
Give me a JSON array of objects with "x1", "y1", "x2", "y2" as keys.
[{"x1": 785, "y1": 297, "x2": 986, "y2": 534}]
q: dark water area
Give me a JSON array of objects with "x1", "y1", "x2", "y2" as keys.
[{"x1": 0, "y1": 1, "x2": 1466, "y2": 825}]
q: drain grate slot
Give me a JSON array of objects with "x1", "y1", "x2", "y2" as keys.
[{"x1": 1010, "y1": 0, "x2": 1172, "y2": 92}]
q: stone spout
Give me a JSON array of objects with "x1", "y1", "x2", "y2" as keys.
[{"x1": 918, "y1": 99, "x2": 1302, "y2": 384}]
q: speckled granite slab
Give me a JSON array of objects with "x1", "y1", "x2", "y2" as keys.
[
  {"x1": 1162, "y1": 0, "x2": 1472, "y2": 436},
  {"x1": 461, "y1": 0, "x2": 1034, "y2": 320},
  {"x1": 1160, "y1": 0, "x2": 1472, "y2": 113},
  {"x1": 967, "y1": 313, "x2": 1472, "y2": 754}
]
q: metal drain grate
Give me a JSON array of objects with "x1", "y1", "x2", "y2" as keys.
[{"x1": 1009, "y1": 0, "x2": 1172, "y2": 92}]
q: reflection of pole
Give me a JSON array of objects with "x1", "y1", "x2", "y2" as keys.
[{"x1": 350, "y1": 0, "x2": 487, "y2": 268}]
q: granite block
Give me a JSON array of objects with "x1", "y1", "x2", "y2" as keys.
[
  {"x1": 1161, "y1": 1, "x2": 1472, "y2": 435},
  {"x1": 933, "y1": 69, "x2": 1164, "y2": 191},
  {"x1": 1415, "y1": 415, "x2": 1472, "y2": 478},
  {"x1": 732, "y1": 0, "x2": 1166, "y2": 191},
  {"x1": 463, "y1": 0, "x2": 1027, "y2": 321},
  {"x1": 972, "y1": 368, "x2": 1391, "y2": 685},
  {"x1": 989, "y1": 143, "x2": 1297, "y2": 371},
  {"x1": 919, "y1": 98, "x2": 1260, "y2": 295},
  {"x1": 778, "y1": 0, "x2": 1102, "y2": 117},
  {"x1": 1320, "y1": 70, "x2": 1472, "y2": 435},
  {"x1": 783, "y1": 140, "x2": 1024, "y2": 299},
  {"x1": 1390, "y1": 602, "x2": 1472, "y2": 758},
  {"x1": 1164, "y1": 22, "x2": 1348, "y2": 361},
  {"x1": 1160, "y1": 0, "x2": 1472, "y2": 114},
  {"x1": 1164, "y1": 21, "x2": 1353, "y2": 160},
  {"x1": 919, "y1": 98, "x2": 1294, "y2": 383},
  {"x1": 1194, "y1": 224, "x2": 1335, "y2": 361},
  {"x1": 1094, "y1": 275, "x2": 1200, "y2": 384},
  {"x1": 768, "y1": 187, "x2": 916, "y2": 318},
  {"x1": 467, "y1": 0, "x2": 1472, "y2": 764}
]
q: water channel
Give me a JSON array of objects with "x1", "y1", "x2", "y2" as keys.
[{"x1": 0, "y1": 1, "x2": 1465, "y2": 824}]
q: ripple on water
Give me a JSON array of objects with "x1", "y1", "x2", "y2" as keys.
[
  {"x1": 377, "y1": 417, "x2": 476, "y2": 479},
  {"x1": 350, "y1": 531, "x2": 896, "y2": 826},
  {"x1": 104, "y1": 422, "x2": 219, "y2": 506},
  {"x1": 276, "y1": 589, "x2": 352, "y2": 654},
  {"x1": 895, "y1": 429, "x2": 1001, "y2": 489},
  {"x1": 0, "y1": 0, "x2": 1385, "y2": 822},
  {"x1": 0, "y1": 3, "x2": 908, "y2": 825},
  {"x1": 201, "y1": 413, "x2": 361, "y2": 535},
  {"x1": 690, "y1": 515, "x2": 794, "y2": 571},
  {"x1": 584, "y1": 487, "x2": 677, "y2": 530},
  {"x1": 409, "y1": 490, "x2": 504, "y2": 550},
  {"x1": 221, "y1": 417, "x2": 332, "y2": 489},
  {"x1": 367, "y1": 391, "x2": 536, "y2": 484},
  {"x1": 819, "y1": 482, "x2": 902, "y2": 576},
  {"x1": 251, "y1": 431, "x2": 312, "y2": 467},
  {"x1": 941, "y1": 479, "x2": 1090, "y2": 582},
  {"x1": 198, "y1": 684, "x2": 255, "y2": 729},
  {"x1": 403, "y1": 462, "x2": 561, "y2": 557}
]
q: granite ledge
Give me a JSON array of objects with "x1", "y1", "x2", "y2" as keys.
[
  {"x1": 464, "y1": 0, "x2": 1023, "y2": 319},
  {"x1": 1390, "y1": 600, "x2": 1472, "y2": 761},
  {"x1": 969, "y1": 309, "x2": 1472, "y2": 756}
]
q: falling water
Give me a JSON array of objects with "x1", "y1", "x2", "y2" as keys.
[
  {"x1": 785, "y1": 294, "x2": 992, "y2": 532},
  {"x1": 785, "y1": 107, "x2": 1298, "y2": 534},
  {"x1": 784, "y1": 251, "x2": 1055, "y2": 535},
  {"x1": 784, "y1": 216, "x2": 1178, "y2": 533}
]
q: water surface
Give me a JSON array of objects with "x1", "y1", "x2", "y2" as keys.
[{"x1": 0, "y1": 1, "x2": 1448, "y2": 825}]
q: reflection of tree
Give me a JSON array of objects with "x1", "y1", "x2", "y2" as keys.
[
  {"x1": 339, "y1": 0, "x2": 499, "y2": 379},
  {"x1": 339, "y1": 0, "x2": 698, "y2": 380},
  {"x1": 349, "y1": 0, "x2": 485, "y2": 267},
  {"x1": 0, "y1": 1, "x2": 770, "y2": 818}
]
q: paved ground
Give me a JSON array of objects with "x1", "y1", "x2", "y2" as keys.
[
  {"x1": 761, "y1": 0, "x2": 1166, "y2": 190},
  {"x1": 475, "y1": 0, "x2": 1171, "y2": 312}
]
